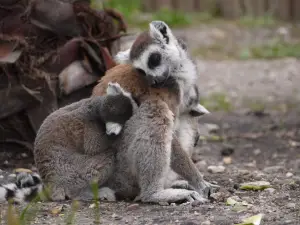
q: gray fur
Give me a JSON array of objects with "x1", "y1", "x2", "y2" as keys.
[
  {"x1": 33, "y1": 83, "x2": 136, "y2": 201},
  {"x1": 95, "y1": 22, "x2": 217, "y2": 204}
]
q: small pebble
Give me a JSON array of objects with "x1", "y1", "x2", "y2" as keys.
[
  {"x1": 253, "y1": 149, "x2": 261, "y2": 155},
  {"x1": 191, "y1": 200, "x2": 201, "y2": 207},
  {"x1": 196, "y1": 160, "x2": 207, "y2": 171},
  {"x1": 0, "y1": 175, "x2": 4, "y2": 179},
  {"x1": 208, "y1": 165, "x2": 225, "y2": 173},
  {"x1": 264, "y1": 188, "x2": 276, "y2": 194},
  {"x1": 286, "y1": 172, "x2": 293, "y2": 178},
  {"x1": 170, "y1": 203, "x2": 176, "y2": 206},
  {"x1": 158, "y1": 202, "x2": 169, "y2": 206},
  {"x1": 201, "y1": 221, "x2": 211, "y2": 225},
  {"x1": 223, "y1": 157, "x2": 232, "y2": 164},
  {"x1": 126, "y1": 204, "x2": 139, "y2": 211},
  {"x1": 8, "y1": 174, "x2": 16, "y2": 178},
  {"x1": 263, "y1": 166, "x2": 284, "y2": 173},
  {"x1": 286, "y1": 203, "x2": 296, "y2": 209},
  {"x1": 204, "y1": 123, "x2": 220, "y2": 132}
]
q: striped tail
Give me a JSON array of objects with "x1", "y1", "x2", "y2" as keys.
[{"x1": 0, "y1": 172, "x2": 44, "y2": 204}]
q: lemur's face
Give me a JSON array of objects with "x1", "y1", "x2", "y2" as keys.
[{"x1": 115, "y1": 21, "x2": 187, "y2": 86}]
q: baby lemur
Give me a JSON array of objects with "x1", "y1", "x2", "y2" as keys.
[
  {"x1": 33, "y1": 82, "x2": 137, "y2": 201},
  {"x1": 91, "y1": 21, "x2": 216, "y2": 203}
]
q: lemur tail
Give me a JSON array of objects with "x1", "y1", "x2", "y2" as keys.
[{"x1": 0, "y1": 172, "x2": 44, "y2": 204}]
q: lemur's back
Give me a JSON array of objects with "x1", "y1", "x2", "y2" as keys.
[{"x1": 92, "y1": 64, "x2": 180, "y2": 114}]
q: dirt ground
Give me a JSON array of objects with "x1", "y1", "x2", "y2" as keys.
[{"x1": 1, "y1": 22, "x2": 300, "y2": 225}]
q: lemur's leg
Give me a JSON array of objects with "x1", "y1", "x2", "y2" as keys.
[
  {"x1": 116, "y1": 99, "x2": 205, "y2": 203},
  {"x1": 39, "y1": 146, "x2": 115, "y2": 201},
  {"x1": 171, "y1": 138, "x2": 219, "y2": 197}
]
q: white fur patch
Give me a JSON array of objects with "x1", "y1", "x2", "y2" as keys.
[
  {"x1": 98, "y1": 187, "x2": 116, "y2": 201},
  {"x1": 114, "y1": 49, "x2": 131, "y2": 64},
  {"x1": 106, "y1": 122, "x2": 123, "y2": 135}
]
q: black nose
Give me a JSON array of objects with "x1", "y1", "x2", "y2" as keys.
[{"x1": 136, "y1": 68, "x2": 146, "y2": 76}]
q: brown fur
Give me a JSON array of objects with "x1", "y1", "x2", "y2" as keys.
[{"x1": 92, "y1": 64, "x2": 180, "y2": 114}]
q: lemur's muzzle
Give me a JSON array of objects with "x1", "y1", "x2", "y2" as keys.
[{"x1": 135, "y1": 68, "x2": 170, "y2": 87}]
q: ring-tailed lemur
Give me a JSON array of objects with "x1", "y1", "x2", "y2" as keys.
[{"x1": 91, "y1": 21, "x2": 217, "y2": 204}]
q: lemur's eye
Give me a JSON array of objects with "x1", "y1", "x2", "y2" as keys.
[{"x1": 148, "y1": 52, "x2": 161, "y2": 69}]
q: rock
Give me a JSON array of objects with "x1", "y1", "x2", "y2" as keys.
[
  {"x1": 126, "y1": 204, "x2": 139, "y2": 211},
  {"x1": 286, "y1": 203, "x2": 296, "y2": 209},
  {"x1": 191, "y1": 200, "x2": 201, "y2": 207},
  {"x1": 264, "y1": 188, "x2": 275, "y2": 194},
  {"x1": 111, "y1": 213, "x2": 122, "y2": 220},
  {"x1": 158, "y1": 202, "x2": 169, "y2": 206},
  {"x1": 238, "y1": 169, "x2": 250, "y2": 175},
  {"x1": 223, "y1": 157, "x2": 232, "y2": 164},
  {"x1": 286, "y1": 172, "x2": 293, "y2": 178},
  {"x1": 263, "y1": 166, "x2": 284, "y2": 173},
  {"x1": 204, "y1": 123, "x2": 220, "y2": 133},
  {"x1": 196, "y1": 160, "x2": 207, "y2": 171},
  {"x1": 221, "y1": 144, "x2": 235, "y2": 156},
  {"x1": 239, "y1": 181, "x2": 271, "y2": 190},
  {"x1": 89, "y1": 203, "x2": 96, "y2": 209},
  {"x1": 208, "y1": 165, "x2": 225, "y2": 173},
  {"x1": 253, "y1": 149, "x2": 261, "y2": 155},
  {"x1": 8, "y1": 173, "x2": 16, "y2": 178},
  {"x1": 201, "y1": 221, "x2": 211, "y2": 225},
  {"x1": 0, "y1": 175, "x2": 3, "y2": 179},
  {"x1": 170, "y1": 203, "x2": 176, "y2": 206}
]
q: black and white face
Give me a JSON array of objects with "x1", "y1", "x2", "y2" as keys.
[
  {"x1": 115, "y1": 21, "x2": 188, "y2": 86},
  {"x1": 132, "y1": 21, "x2": 186, "y2": 85}
]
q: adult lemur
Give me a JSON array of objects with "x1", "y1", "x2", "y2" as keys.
[{"x1": 91, "y1": 21, "x2": 216, "y2": 203}]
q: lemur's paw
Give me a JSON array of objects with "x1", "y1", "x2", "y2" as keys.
[
  {"x1": 140, "y1": 189, "x2": 209, "y2": 204},
  {"x1": 170, "y1": 180, "x2": 194, "y2": 190},
  {"x1": 98, "y1": 187, "x2": 116, "y2": 201},
  {"x1": 105, "y1": 122, "x2": 123, "y2": 135},
  {"x1": 198, "y1": 180, "x2": 220, "y2": 198}
]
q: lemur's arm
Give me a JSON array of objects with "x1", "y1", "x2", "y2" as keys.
[{"x1": 171, "y1": 137, "x2": 219, "y2": 196}]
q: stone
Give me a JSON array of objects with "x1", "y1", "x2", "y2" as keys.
[
  {"x1": 286, "y1": 203, "x2": 296, "y2": 209},
  {"x1": 223, "y1": 157, "x2": 232, "y2": 164},
  {"x1": 8, "y1": 173, "x2": 16, "y2": 178},
  {"x1": 263, "y1": 166, "x2": 284, "y2": 173},
  {"x1": 286, "y1": 172, "x2": 293, "y2": 178},
  {"x1": 208, "y1": 165, "x2": 225, "y2": 173},
  {"x1": 196, "y1": 160, "x2": 207, "y2": 171},
  {"x1": 253, "y1": 149, "x2": 261, "y2": 155},
  {"x1": 126, "y1": 204, "x2": 139, "y2": 211},
  {"x1": 158, "y1": 202, "x2": 169, "y2": 206},
  {"x1": 191, "y1": 200, "x2": 202, "y2": 207},
  {"x1": 201, "y1": 221, "x2": 211, "y2": 225},
  {"x1": 204, "y1": 123, "x2": 220, "y2": 133},
  {"x1": 264, "y1": 188, "x2": 275, "y2": 194},
  {"x1": 0, "y1": 175, "x2": 4, "y2": 179}
]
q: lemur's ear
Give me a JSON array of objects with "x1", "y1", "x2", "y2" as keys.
[
  {"x1": 190, "y1": 103, "x2": 210, "y2": 117},
  {"x1": 149, "y1": 21, "x2": 172, "y2": 44},
  {"x1": 114, "y1": 48, "x2": 131, "y2": 64}
]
